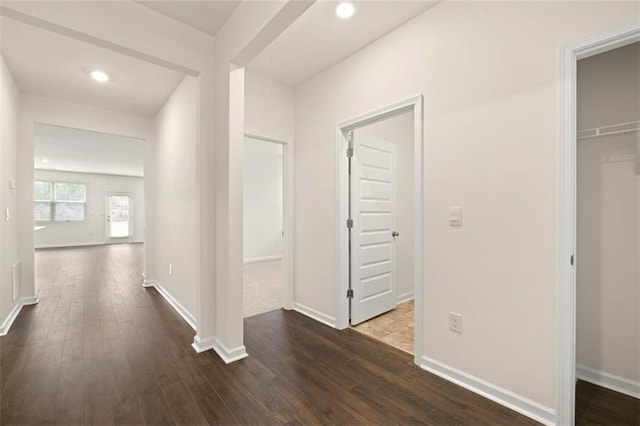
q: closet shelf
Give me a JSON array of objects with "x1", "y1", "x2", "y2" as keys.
[
  {"x1": 578, "y1": 120, "x2": 640, "y2": 176},
  {"x1": 577, "y1": 120, "x2": 639, "y2": 140}
]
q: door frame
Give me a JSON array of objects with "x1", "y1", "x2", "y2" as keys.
[
  {"x1": 335, "y1": 94, "x2": 424, "y2": 364},
  {"x1": 556, "y1": 21, "x2": 640, "y2": 426},
  {"x1": 244, "y1": 132, "x2": 294, "y2": 310},
  {"x1": 105, "y1": 192, "x2": 134, "y2": 243}
]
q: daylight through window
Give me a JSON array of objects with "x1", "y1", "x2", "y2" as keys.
[{"x1": 34, "y1": 181, "x2": 86, "y2": 221}]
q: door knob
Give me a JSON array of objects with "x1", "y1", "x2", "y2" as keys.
[{"x1": 392, "y1": 231, "x2": 399, "y2": 237}]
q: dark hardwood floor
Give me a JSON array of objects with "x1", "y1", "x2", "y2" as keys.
[
  {"x1": 576, "y1": 380, "x2": 640, "y2": 426},
  {"x1": 0, "y1": 244, "x2": 630, "y2": 425}
]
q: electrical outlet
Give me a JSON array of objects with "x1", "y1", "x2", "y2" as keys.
[
  {"x1": 449, "y1": 312, "x2": 462, "y2": 333},
  {"x1": 169, "y1": 264, "x2": 173, "y2": 275}
]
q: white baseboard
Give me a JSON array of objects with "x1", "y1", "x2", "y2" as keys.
[
  {"x1": 0, "y1": 296, "x2": 39, "y2": 336},
  {"x1": 577, "y1": 364, "x2": 640, "y2": 399},
  {"x1": 293, "y1": 302, "x2": 336, "y2": 328},
  {"x1": 35, "y1": 241, "x2": 106, "y2": 249},
  {"x1": 243, "y1": 255, "x2": 283, "y2": 263},
  {"x1": 419, "y1": 356, "x2": 555, "y2": 426},
  {"x1": 192, "y1": 335, "x2": 248, "y2": 363},
  {"x1": 35, "y1": 240, "x2": 144, "y2": 249},
  {"x1": 396, "y1": 291, "x2": 414, "y2": 305},
  {"x1": 142, "y1": 279, "x2": 196, "y2": 331}
]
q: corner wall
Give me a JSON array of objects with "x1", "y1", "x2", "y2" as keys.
[
  {"x1": 152, "y1": 75, "x2": 199, "y2": 318},
  {"x1": 292, "y1": 0, "x2": 638, "y2": 414},
  {"x1": 0, "y1": 55, "x2": 22, "y2": 331}
]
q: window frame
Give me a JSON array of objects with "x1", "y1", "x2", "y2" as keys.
[{"x1": 34, "y1": 180, "x2": 88, "y2": 223}]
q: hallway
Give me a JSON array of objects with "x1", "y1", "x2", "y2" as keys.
[{"x1": 0, "y1": 245, "x2": 539, "y2": 425}]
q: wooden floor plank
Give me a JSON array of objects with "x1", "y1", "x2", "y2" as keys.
[{"x1": 1, "y1": 244, "x2": 636, "y2": 426}]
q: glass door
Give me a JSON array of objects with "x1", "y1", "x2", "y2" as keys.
[{"x1": 107, "y1": 194, "x2": 132, "y2": 242}]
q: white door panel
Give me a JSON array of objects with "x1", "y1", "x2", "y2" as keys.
[
  {"x1": 360, "y1": 145, "x2": 392, "y2": 169},
  {"x1": 361, "y1": 213, "x2": 392, "y2": 232},
  {"x1": 351, "y1": 134, "x2": 397, "y2": 325},
  {"x1": 361, "y1": 244, "x2": 392, "y2": 265},
  {"x1": 361, "y1": 180, "x2": 392, "y2": 200},
  {"x1": 361, "y1": 273, "x2": 392, "y2": 299}
]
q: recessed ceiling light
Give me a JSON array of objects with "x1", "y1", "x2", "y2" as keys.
[
  {"x1": 41, "y1": 158, "x2": 50, "y2": 164},
  {"x1": 336, "y1": 2, "x2": 355, "y2": 19},
  {"x1": 90, "y1": 70, "x2": 109, "y2": 83}
]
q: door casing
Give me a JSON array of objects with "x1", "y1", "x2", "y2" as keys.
[{"x1": 335, "y1": 94, "x2": 424, "y2": 365}]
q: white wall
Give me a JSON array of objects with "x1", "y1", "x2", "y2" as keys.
[
  {"x1": 577, "y1": 43, "x2": 640, "y2": 383},
  {"x1": 245, "y1": 70, "x2": 295, "y2": 143},
  {"x1": 356, "y1": 112, "x2": 414, "y2": 302},
  {"x1": 153, "y1": 75, "x2": 198, "y2": 318},
  {"x1": 18, "y1": 94, "x2": 153, "y2": 299},
  {"x1": 0, "y1": 55, "x2": 21, "y2": 328},
  {"x1": 243, "y1": 137, "x2": 283, "y2": 262},
  {"x1": 292, "y1": 1, "x2": 638, "y2": 411},
  {"x1": 33, "y1": 169, "x2": 144, "y2": 248}
]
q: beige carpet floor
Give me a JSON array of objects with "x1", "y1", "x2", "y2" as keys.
[
  {"x1": 243, "y1": 259, "x2": 283, "y2": 318},
  {"x1": 351, "y1": 300, "x2": 414, "y2": 354}
]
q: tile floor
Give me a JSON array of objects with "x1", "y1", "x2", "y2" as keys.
[
  {"x1": 243, "y1": 259, "x2": 283, "y2": 318},
  {"x1": 351, "y1": 300, "x2": 414, "y2": 354}
]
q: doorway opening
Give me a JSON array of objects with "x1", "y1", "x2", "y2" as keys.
[
  {"x1": 33, "y1": 123, "x2": 145, "y2": 298},
  {"x1": 33, "y1": 123, "x2": 144, "y2": 250},
  {"x1": 336, "y1": 95, "x2": 423, "y2": 363},
  {"x1": 575, "y1": 42, "x2": 640, "y2": 423},
  {"x1": 348, "y1": 111, "x2": 415, "y2": 354},
  {"x1": 557, "y1": 22, "x2": 640, "y2": 426},
  {"x1": 107, "y1": 192, "x2": 134, "y2": 243},
  {"x1": 242, "y1": 133, "x2": 291, "y2": 318}
]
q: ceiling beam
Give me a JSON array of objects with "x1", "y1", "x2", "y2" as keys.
[{"x1": 0, "y1": 5, "x2": 200, "y2": 76}]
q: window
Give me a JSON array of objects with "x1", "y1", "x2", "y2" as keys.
[{"x1": 34, "y1": 181, "x2": 86, "y2": 222}]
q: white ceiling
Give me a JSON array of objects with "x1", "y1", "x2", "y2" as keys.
[
  {"x1": 34, "y1": 124, "x2": 145, "y2": 177},
  {"x1": 248, "y1": 1, "x2": 437, "y2": 87},
  {"x1": 137, "y1": 0, "x2": 240, "y2": 37},
  {"x1": 0, "y1": 17, "x2": 185, "y2": 116}
]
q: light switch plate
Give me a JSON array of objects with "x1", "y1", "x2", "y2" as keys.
[
  {"x1": 8, "y1": 178, "x2": 16, "y2": 190},
  {"x1": 449, "y1": 206, "x2": 462, "y2": 227}
]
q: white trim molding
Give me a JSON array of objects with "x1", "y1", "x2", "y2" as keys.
[
  {"x1": 192, "y1": 335, "x2": 248, "y2": 363},
  {"x1": 293, "y1": 302, "x2": 336, "y2": 328},
  {"x1": 577, "y1": 364, "x2": 640, "y2": 399},
  {"x1": 35, "y1": 241, "x2": 107, "y2": 249},
  {"x1": 243, "y1": 255, "x2": 283, "y2": 264},
  {"x1": 0, "y1": 296, "x2": 39, "y2": 336},
  {"x1": 335, "y1": 94, "x2": 424, "y2": 366},
  {"x1": 142, "y1": 279, "x2": 196, "y2": 330},
  {"x1": 420, "y1": 356, "x2": 555, "y2": 426},
  {"x1": 396, "y1": 291, "x2": 414, "y2": 305},
  {"x1": 556, "y1": 20, "x2": 640, "y2": 426}
]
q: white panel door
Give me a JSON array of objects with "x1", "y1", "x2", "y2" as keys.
[{"x1": 350, "y1": 133, "x2": 397, "y2": 325}]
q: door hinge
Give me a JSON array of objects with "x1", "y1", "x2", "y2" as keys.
[
  {"x1": 570, "y1": 255, "x2": 575, "y2": 266},
  {"x1": 346, "y1": 218, "x2": 353, "y2": 228},
  {"x1": 347, "y1": 289, "x2": 354, "y2": 299},
  {"x1": 346, "y1": 131, "x2": 354, "y2": 158}
]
